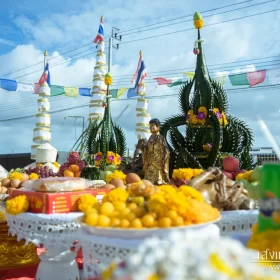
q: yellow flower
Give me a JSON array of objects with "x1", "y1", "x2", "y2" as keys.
[
  {"x1": 52, "y1": 162, "x2": 60, "y2": 169},
  {"x1": 213, "y1": 108, "x2": 219, "y2": 114},
  {"x1": 236, "y1": 170, "x2": 253, "y2": 181},
  {"x1": 104, "y1": 73, "x2": 113, "y2": 86},
  {"x1": 6, "y1": 195, "x2": 29, "y2": 215},
  {"x1": 105, "y1": 170, "x2": 126, "y2": 184},
  {"x1": 113, "y1": 153, "x2": 122, "y2": 166},
  {"x1": 198, "y1": 106, "x2": 208, "y2": 115},
  {"x1": 106, "y1": 151, "x2": 115, "y2": 164},
  {"x1": 29, "y1": 173, "x2": 39, "y2": 180},
  {"x1": 103, "y1": 188, "x2": 129, "y2": 204},
  {"x1": 172, "y1": 168, "x2": 203, "y2": 180},
  {"x1": 78, "y1": 194, "x2": 98, "y2": 213},
  {"x1": 194, "y1": 19, "x2": 204, "y2": 29},
  {"x1": 178, "y1": 186, "x2": 204, "y2": 202},
  {"x1": 209, "y1": 253, "x2": 238, "y2": 277},
  {"x1": 37, "y1": 163, "x2": 43, "y2": 167},
  {"x1": 148, "y1": 274, "x2": 160, "y2": 280},
  {"x1": 101, "y1": 263, "x2": 117, "y2": 280},
  {"x1": 9, "y1": 172, "x2": 23, "y2": 181}
]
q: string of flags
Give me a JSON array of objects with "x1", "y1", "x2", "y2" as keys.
[{"x1": 0, "y1": 67, "x2": 279, "y2": 99}]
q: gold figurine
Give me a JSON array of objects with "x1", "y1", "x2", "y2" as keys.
[{"x1": 137, "y1": 118, "x2": 170, "y2": 185}]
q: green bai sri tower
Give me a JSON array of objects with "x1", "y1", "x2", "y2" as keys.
[{"x1": 161, "y1": 12, "x2": 254, "y2": 171}]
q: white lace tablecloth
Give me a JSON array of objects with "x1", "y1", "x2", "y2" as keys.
[
  {"x1": 215, "y1": 210, "x2": 258, "y2": 236},
  {"x1": 78, "y1": 223, "x2": 220, "y2": 278},
  {"x1": 6, "y1": 212, "x2": 83, "y2": 248}
]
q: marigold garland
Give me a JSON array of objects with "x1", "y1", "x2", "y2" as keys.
[
  {"x1": 52, "y1": 162, "x2": 60, "y2": 169},
  {"x1": 103, "y1": 188, "x2": 129, "y2": 204},
  {"x1": 6, "y1": 195, "x2": 29, "y2": 215},
  {"x1": 105, "y1": 170, "x2": 126, "y2": 184},
  {"x1": 148, "y1": 185, "x2": 220, "y2": 223},
  {"x1": 9, "y1": 172, "x2": 23, "y2": 181},
  {"x1": 172, "y1": 168, "x2": 203, "y2": 180},
  {"x1": 78, "y1": 194, "x2": 98, "y2": 213},
  {"x1": 29, "y1": 173, "x2": 39, "y2": 180}
]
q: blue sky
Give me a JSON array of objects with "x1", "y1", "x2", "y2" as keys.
[{"x1": 0, "y1": 0, "x2": 279, "y2": 154}]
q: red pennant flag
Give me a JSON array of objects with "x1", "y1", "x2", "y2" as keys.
[
  {"x1": 153, "y1": 77, "x2": 172, "y2": 85},
  {"x1": 247, "y1": 70, "x2": 266, "y2": 86}
]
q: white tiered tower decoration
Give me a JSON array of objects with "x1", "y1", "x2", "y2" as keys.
[
  {"x1": 31, "y1": 51, "x2": 51, "y2": 160},
  {"x1": 135, "y1": 51, "x2": 151, "y2": 140},
  {"x1": 88, "y1": 16, "x2": 107, "y2": 124}
]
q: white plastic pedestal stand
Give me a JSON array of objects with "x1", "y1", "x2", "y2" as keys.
[
  {"x1": 36, "y1": 248, "x2": 80, "y2": 280},
  {"x1": 6, "y1": 212, "x2": 83, "y2": 280}
]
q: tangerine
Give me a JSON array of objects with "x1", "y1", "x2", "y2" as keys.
[
  {"x1": 158, "y1": 217, "x2": 172, "y2": 228},
  {"x1": 97, "y1": 215, "x2": 110, "y2": 227},
  {"x1": 69, "y1": 164, "x2": 80, "y2": 173},
  {"x1": 64, "y1": 169, "x2": 74, "y2": 177},
  {"x1": 141, "y1": 214, "x2": 155, "y2": 227},
  {"x1": 74, "y1": 171, "x2": 81, "y2": 177}
]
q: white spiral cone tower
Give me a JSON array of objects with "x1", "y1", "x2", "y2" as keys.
[
  {"x1": 135, "y1": 82, "x2": 151, "y2": 140},
  {"x1": 31, "y1": 85, "x2": 51, "y2": 159},
  {"x1": 88, "y1": 17, "x2": 107, "y2": 124}
]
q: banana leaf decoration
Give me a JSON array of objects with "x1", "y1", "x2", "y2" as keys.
[{"x1": 161, "y1": 12, "x2": 254, "y2": 172}]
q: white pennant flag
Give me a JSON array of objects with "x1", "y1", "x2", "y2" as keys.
[
  {"x1": 268, "y1": 68, "x2": 280, "y2": 85},
  {"x1": 17, "y1": 81, "x2": 34, "y2": 92}
]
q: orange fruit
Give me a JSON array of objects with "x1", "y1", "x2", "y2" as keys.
[
  {"x1": 158, "y1": 217, "x2": 172, "y2": 228},
  {"x1": 97, "y1": 215, "x2": 110, "y2": 227},
  {"x1": 64, "y1": 170, "x2": 74, "y2": 177},
  {"x1": 131, "y1": 218, "x2": 143, "y2": 228},
  {"x1": 120, "y1": 219, "x2": 130, "y2": 228},
  {"x1": 172, "y1": 216, "x2": 184, "y2": 226},
  {"x1": 100, "y1": 202, "x2": 115, "y2": 216},
  {"x1": 110, "y1": 217, "x2": 121, "y2": 227},
  {"x1": 74, "y1": 171, "x2": 81, "y2": 177},
  {"x1": 69, "y1": 164, "x2": 80, "y2": 173},
  {"x1": 141, "y1": 214, "x2": 155, "y2": 227}
]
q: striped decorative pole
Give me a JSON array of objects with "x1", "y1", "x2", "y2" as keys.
[
  {"x1": 31, "y1": 51, "x2": 51, "y2": 160},
  {"x1": 88, "y1": 16, "x2": 107, "y2": 124},
  {"x1": 135, "y1": 51, "x2": 151, "y2": 140}
]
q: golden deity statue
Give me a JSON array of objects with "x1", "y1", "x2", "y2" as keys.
[{"x1": 137, "y1": 118, "x2": 170, "y2": 185}]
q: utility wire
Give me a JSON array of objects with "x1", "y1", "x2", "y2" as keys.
[
  {"x1": 2, "y1": 0, "x2": 275, "y2": 79},
  {"x1": 119, "y1": 0, "x2": 274, "y2": 36}
]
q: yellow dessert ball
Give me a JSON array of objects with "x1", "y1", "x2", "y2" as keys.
[
  {"x1": 167, "y1": 210, "x2": 178, "y2": 221},
  {"x1": 100, "y1": 202, "x2": 115, "y2": 216},
  {"x1": 134, "y1": 207, "x2": 146, "y2": 218},
  {"x1": 110, "y1": 217, "x2": 121, "y2": 227},
  {"x1": 172, "y1": 216, "x2": 184, "y2": 226},
  {"x1": 120, "y1": 219, "x2": 130, "y2": 228},
  {"x1": 159, "y1": 217, "x2": 172, "y2": 228},
  {"x1": 97, "y1": 215, "x2": 111, "y2": 227},
  {"x1": 84, "y1": 213, "x2": 99, "y2": 226},
  {"x1": 126, "y1": 213, "x2": 137, "y2": 222},
  {"x1": 114, "y1": 202, "x2": 126, "y2": 211},
  {"x1": 94, "y1": 203, "x2": 101, "y2": 211},
  {"x1": 141, "y1": 214, "x2": 155, "y2": 227},
  {"x1": 128, "y1": 203, "x2": 138, "y2": 211},
  {"x1": 131, "y1": 218, "x2": 143, "y2": 228},
  {"x1": 119, "y1": 208, "x2": 131, "y2": 218}
]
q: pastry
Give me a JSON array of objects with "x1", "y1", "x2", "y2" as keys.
[{"x1": 32, "y1": 177, "x2": 86, "y2": 192}]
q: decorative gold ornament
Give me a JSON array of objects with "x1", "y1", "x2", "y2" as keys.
[{"x1": 0, "y1": 222, "x2": 39, "y2": 270}]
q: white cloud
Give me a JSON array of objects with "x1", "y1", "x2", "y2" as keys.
[{"x1": 0, "y1": 1, "x2": 279, "y2": 155}]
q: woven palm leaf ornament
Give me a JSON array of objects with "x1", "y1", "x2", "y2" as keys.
[{"x1": 161, "y1": 12, "x2": 254, "y2": 171}]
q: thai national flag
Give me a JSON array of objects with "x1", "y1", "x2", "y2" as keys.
[
  {"x1": 93, "y1": 18, "x2": 104, "y2": 44},
  {"x1": 38, "y1": 62, "x2": 50, "y2": 86},
  {"x1": 132, "y1": 56, "x2": 147, "y2": 93}
]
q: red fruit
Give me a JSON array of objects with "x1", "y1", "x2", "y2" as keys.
[
  {"x1": 223, "y1": 156, "x2": 239, "y2": 172},
  {"x1": 233, "y1": 169, "x2": 247, "y2": 180},
  {"x1": 223, "y1": 171, "x2": 233, "y2": 180},
  {"x1": 68, "y1": 151, "x2": 81, "y2": 164}
]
